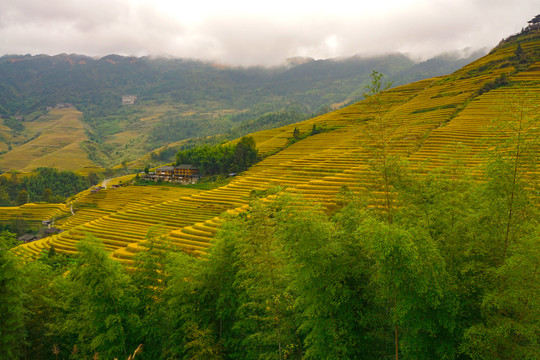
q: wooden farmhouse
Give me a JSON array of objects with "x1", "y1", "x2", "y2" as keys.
[
  {"x1": 156, "y1": 165, "x2": 175, "y2": 181},
  {"x1": 143, "y1": 164, "x2": 200, "y2": 184},
  {"x1": 174, "y1": 164, "x2": 199, "y2": 179}
]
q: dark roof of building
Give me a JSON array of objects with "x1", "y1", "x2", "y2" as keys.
[
  {"x1": 43, "y1": 227, "x2": 63, "y2": 235},
  {"x1": 156, "y1": 166, "x2": 175, "y2": 171},
  {"x1": 175, "y1": 164, "x2": 198, "y2": 170},
  {"x1": 18, "y1": 234, "x2": 38, "y2": 242}
]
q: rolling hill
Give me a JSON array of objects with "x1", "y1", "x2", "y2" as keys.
[
  {"x1": 0, "y1": 108, "x2": 101, "y2": 172},
  {"x1": 9, "y1": 29, "x2": 540, "y2": 263},
  {"x1": 0, "y1": 50, "x2": 484, "y2": 171}
]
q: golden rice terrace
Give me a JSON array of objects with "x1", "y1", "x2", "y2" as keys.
[{"x1": 10, "y1": 33, "x2": 540, "y2": 265}]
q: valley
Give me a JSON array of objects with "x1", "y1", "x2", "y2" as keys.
[{"x1": 9, "y1": 31, "x2": 540, "y2": 265}]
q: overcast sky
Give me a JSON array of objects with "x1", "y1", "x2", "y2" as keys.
[{"x1": 0, "y1": 0, "x2": 537, "y2": 66}]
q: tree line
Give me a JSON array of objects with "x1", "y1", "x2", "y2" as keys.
[
  {"x1": 175, "y1": 136, "x2": 259, "y2": 177},
  {"x1": 0, "y1": 167, "x2": 99, "y2": 206}
]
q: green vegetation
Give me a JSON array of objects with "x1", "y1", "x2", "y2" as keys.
[
  {"x1": 175, "y1": 136, "x2": 259, "y2": 177},
  {"x1": 0, "y1": 167, "x2": 99, "y2": 206},
  {"x1": 2, "y1": 116, "x2": 25, "y2": 131},
  {"x1": 3, "y1": 135, "x2": 538, "y2": 358},
  {"x1": 3, "y1": 23, "x2": 540, "y2": 360},
  {"x1": 0, "y1": 52, "x2": 484, "y2": 169}
]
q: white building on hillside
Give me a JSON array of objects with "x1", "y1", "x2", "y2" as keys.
[{"x1": 122, "y1": 95, "x2": 137, "y2": 105}]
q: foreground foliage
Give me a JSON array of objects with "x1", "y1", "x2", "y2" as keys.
[
  {"x1": 3, "y1": 135, "x2": 538, "y2": 359},
  {"x1": 3, "y1": 54, "x2": 540, "y2": 359}
]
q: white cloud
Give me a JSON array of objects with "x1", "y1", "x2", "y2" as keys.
[{"x1": 0, "y1": 0, "x2": 537, "y2": 65}]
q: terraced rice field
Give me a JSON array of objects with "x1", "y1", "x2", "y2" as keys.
[
  {"x1": 0, "y1": 108, "x2": 98, "y2": 172},
  {"x1": 12, "y1": 35, "x2": 540, "y2": 264},
  {"x1": 0, "y1": 203, "x2": 69, "y2": 226}
]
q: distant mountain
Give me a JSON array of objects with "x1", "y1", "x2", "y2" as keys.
[{"x1": 0, "y1": 50, "x2": 485, "y2": 171}]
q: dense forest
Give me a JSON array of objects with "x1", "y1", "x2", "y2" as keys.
[
  {"x1": 1, "y1": 72, "x2": 538, "y2": 359},
  {"x1": 174, "y1": 136, "x2": 259, "y2": 177},
  {"x1": 0, "y1": 52, "x2": 483, "y2": 118},
  {"x1": 0, "y1": 168, "x2": 98, "y2": 206}
]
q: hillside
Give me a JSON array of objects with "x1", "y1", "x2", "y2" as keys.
[
  {"x1": 0, "y1": 108, "x2": 102, "y2": 172},
  {"x1": 8, "y1": 29, "x2": 539, "y2": 263},
  {"x1": 0, "y1": 51, "x2": 483, "y2": 171}
]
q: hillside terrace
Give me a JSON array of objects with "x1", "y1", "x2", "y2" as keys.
[{"x1": 10, "y1": 34, "x2": 540, "y2": 263}]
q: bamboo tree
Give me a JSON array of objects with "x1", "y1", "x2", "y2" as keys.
[
  {"x1": 53, "y1": 234, "x2": 141, "y2": 359},
  {"x1": 362, "y1": 71, "x2": 407, "y2": 359},
  {"x1": 460, "y1": 91, "x2": 540, "y2": 359},
  {"x1": 361, "y1": 70, "x2": 399, "y2": 225},
  {"x1": 132, "y1": 225, "x2": 170, "y2": 359},
  {"x1": 480, "y1": 92, "x2": 539, "y2": 263},
  {"x1": 278, "y1": 196, "x2": 385, "y2": 359},
  {"x1": 462, "y1": 230, "x2": 540, "y2": 359},
  {"x1": 231, "y1": 199, "x2": 300, "y2": 360},
  {"x1": 0, "y1": 232, "x2": 26, "y2": 359},
  {"x1": 21, "y1": 259, "x2": 59, "y2": 359},
  {"x1": 165, "y1": 243, "x2": 222, "y2": 359}
]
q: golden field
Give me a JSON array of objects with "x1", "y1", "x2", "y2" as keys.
[{"x1": 9, "y1": 34, "x2": 540, "y2": 264}]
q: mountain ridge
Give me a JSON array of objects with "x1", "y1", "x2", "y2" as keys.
[{"x1": 0, "y1": 49, "x2": 485, "y2": 171}]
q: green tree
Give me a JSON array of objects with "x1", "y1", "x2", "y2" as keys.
[
  {"x1": 233, "y1": 136, "x2": 259, "y2": 173},
  {"x1": 361, "y1": 70, "x2": 399, "y2": 224},
  {"x1": 292, "y1": 127, "x2": 300, "y2": 139},
  {"x1": 192, "y1": 217, "x2": 242, "y2": 355},
  {"x1": 53, "y1": 234, "x2": 141, "y2": 359},
  {"x1": 8, "y1": 218, "x2": 29, "y2": 237},
  {"x1": 515, "y1": 43, "x2": 524, "y2": 58},
  {"x1": 278, "y1": 197, "x2": 384, "y2": 359},
  {"x1": 132, "y1": 225, "x2": 170, "y2": 359},
  {"x1": 460, "y1": 92, "x2": 540, "y2": 359},
  {"x1": 22, "y1": 259, "x2": 60, "y2": 359},
  {"x1": 462, "y1": 231, "x2": 540, "y2": 359},
  {"x1": 0, "y1": 231, "x2": 26, "y2": 359},
  {"x1": 231, "y1": 199, "x2": 300, "y2": 359},
  {"x1": 0, "y1": 185, "x2": 11, "y2": 206},
  {"x1": 16, "y1": 189, "x2": 28, "y2": 206},
  {"x1": 183, "y1": 322, "x2": 224, "y2": 360},
  {"x1": 43, "y1": 188, "x2": 53, "y2": 203},
  {"x1": 357, "y1": 217, "x2": 458, "y2": 359},
  {"x1": 0, "y1": 230, "x2": 18, "y2": 249},
  {"x1": 478, "y1": 94, "x2": 539, "y2": 263},
  {"x1": 362, "y1": 70, "x2": 410, "y2": 359},
  {"x1": 87, "y1": 172, "x2": 99, "y2": 186},
  {"x1": 165, "y1": 247, "x2": 213, "y2": 359}
]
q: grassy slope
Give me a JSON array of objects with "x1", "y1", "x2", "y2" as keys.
[
  {"x1": 0, "y1": 108, "x2": 99, "y2": 172},
  {"x1": 12, "y1": 32, "x2": 540, "y2": 263},
  {"x1": 0, "y1": 52, "x2": 485, "y2": 170}
]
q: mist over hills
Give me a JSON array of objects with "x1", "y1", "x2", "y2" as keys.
[
  {"x1": 0, "y1": 49, "x2": 484, "y2": 171},
  {"x1": 0, "y1": 50, "x2": 485, "y2": 115}
]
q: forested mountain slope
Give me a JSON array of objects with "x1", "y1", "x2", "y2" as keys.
[
  {"x1": 0, "y1": 51, "x2": 483, "y2": 170},
  {"x1": 11, "y1": 30, "x2": 539, "y2": 263}
]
